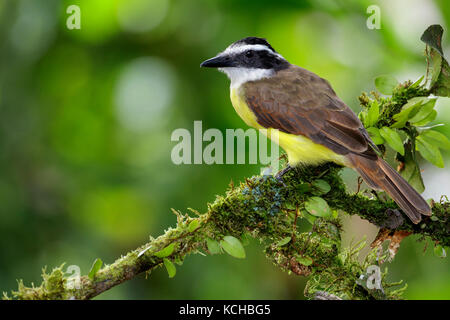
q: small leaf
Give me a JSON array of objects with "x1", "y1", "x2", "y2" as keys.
[
  {"x1": 163, "y1": 258, "x2": 176, "y2": 278},
  {"x1": 411, "y1": 75, "x2": 425, "y2": 88},
  {"x1": 421, "y1": 25, "x2": 445, "y2": 56},
  {"x1": 374, "y1": 75, "x2": 398, "y2": 95},
  {"x1": 304, "y1": 196, "x2": 332, "y2": 217},
  {"x1": 206, "y1": 238, "x2": 221, "y2": 254},
  {"x1": 413, "y1": 110, "x2": 437, "y2": 127},
  {"x1": 433, "y1": 245, "x2": 447, "y2": 258},
  {"x1": 220, "y1": 236, "x2": 246, "y2": 259},
  {"x1": 391, "y1": 97, "x2": 427, "y2": 128},
  {"x1": 88, "y1": 258, "x2": 103, "y2": 280},
  {"x1": 419, "y1": 130, "x2": 450, "y2": 150},
  {"x1": 188, "y1": 220, "x2": 200, "y2": 232},
  {"x1": 421, "y1": 25, "x2": 450, "y2": 96},
  {"x1": 416, "y1": 137, "x2": 444, "y2": 168},
  {"x1": 379, "y1": 127, "x2": 405, "y2": 155},
  {"x1": 409, "y1": 99, "x2": 437, "y2": 124},
  {"x1": 296, "y1": 255, "x2": 313, "y2": 266},
  {"x1": 366, "y1": 127, "x2": 385, "y2": 145},
  {"x1": 401, "y1": 161, "x2": 425, "y2": 193},
  {"x1": 311, "y1": 179, "x2": 331, "y2": 195},
  {"x1": 154, "y1": 243, "x2": 175, "y2": 258},
  {"x1": 398, "y1": 143, "x2": 425, "y2": 193},
  {"x1": 301, "y1": 209, "x2": 317, "y2": 225},
  {"x1": 276, "y1": 237, "x2": 292, "y2": 247},
  {"x1": 366, "y1": 101, "x2": 380, "y2": 127}
]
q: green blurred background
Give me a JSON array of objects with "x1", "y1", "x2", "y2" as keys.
[{"x1": 0, "y1": 0, "x2": 449, "y2": 299}]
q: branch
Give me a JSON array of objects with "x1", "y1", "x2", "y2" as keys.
[{"x1": 6, "y1": 163, "x2": 448, "y2": 300}]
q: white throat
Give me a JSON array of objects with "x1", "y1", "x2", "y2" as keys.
[{"x1": 220, "y1": 67, "x2": 274, "y2": 89}]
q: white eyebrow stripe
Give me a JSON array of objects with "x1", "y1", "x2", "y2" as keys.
[
  {"x1": 223, "y1": 44, "x2": 284, "y2": 59},
  {"x1": 226, "y1": 44, "x2": 271, "y2": 53}
]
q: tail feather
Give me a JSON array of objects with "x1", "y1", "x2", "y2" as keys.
[
  {"x1": 348, "y1": 155, "x2": 431, "y2": 224},
  {"x1": 377, "y1": 159, "x2": 431, "y2": 215}
]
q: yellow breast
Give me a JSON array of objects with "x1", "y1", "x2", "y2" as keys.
[
  {"x1": 230, "y1": 87, "x2": 262, "y2": 129},
  {"x1": 229, "y1": 86, "x2": 346, "y2": 167}
]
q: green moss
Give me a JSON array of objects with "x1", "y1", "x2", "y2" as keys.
[{"x1": 11, "y1": 265, "x2": 70, "y2": 300}]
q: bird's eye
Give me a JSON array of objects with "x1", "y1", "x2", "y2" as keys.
[{"x1": 245, "y1": 50, "x2": 254, "y2": 58}]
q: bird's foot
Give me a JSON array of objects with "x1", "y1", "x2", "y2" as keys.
[{"x1": 275, "y1": 164, "x2": 292, "y2": 186}]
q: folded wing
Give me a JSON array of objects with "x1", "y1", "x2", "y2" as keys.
[{"x1": 244, "y1": 66, "x2": 377, "y2": 159}]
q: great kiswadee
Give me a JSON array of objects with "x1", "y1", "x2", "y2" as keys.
[{"x1": 200, "y1": 37, "x2": 431, "y2": 224}]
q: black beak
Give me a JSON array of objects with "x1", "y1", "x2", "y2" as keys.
[{"x1": 200, "y1": 55, "x2": 234, "y2": 68}]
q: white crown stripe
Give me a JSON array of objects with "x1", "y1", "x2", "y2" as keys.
[{"x1": 223, "y1": 44, "x2": 284, "y2": 59}]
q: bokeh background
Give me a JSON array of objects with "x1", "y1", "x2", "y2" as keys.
[{"x1": 0, "y1": 0, "x2": 449, "y2": 299}]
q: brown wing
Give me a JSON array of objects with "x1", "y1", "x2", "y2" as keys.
[{"x1": 244, "y1": 65, "x2": 377, "y2": 159}]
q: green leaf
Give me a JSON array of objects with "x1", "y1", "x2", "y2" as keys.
[
  {"x1": 433, "y1": 245, "x2": 447, "y2": 258},
  {"x1": 220, "y1": 236, "x2": 246, "y2": 259},
  {"x1": 154, "y1": 242, "x2": 175, "y2": 258},
  {"x1": 163, "y1": 258, "x2": 176, "y2": 278},
  {"x1": 206, "y1": 238, "x2": 221, "y2": 254},
  {"x1": 188, "y1": 220, "x2": 200, "y2": 232},
  {"x1": 366, "y1": 127, "x2": 385, "y2": 145},
  {"x1": 416, "y1": 137, "x2": 444, "y2": 168},
  {"x1": 412, "y1": 110, "x2": 437, "y2": 127},
  {"x1": 409, "y1": 99, "x2": 437, "y2": 124},
  {"x1": 301, "y1": 209, "x2": 317, "y2": 225},
  {"x1": 391, "y1": 97, "x2": 427, "y2": 128},
  {"x1": 365, "y1": 101, "x2": 380, "y2": 127},
  {"x1": 399, "y1": 153, "x2": 425, "y2": 193},
  {"x1": 411, "y1": 75, "x2": 424, "y2": 88},
  {"x1": 296, "y1": 255, "x2": 313, "y2": 266},
  {"x1": 379, "y1": 127, "x2": 405, "y2": 155},
  {"x1": 276, "y1": 237, "x2": 292, "y2": 247},
  {"x1": 430, "y1": 213, "x2": 439, "y2": 221},
  {"x1": 311, "y1": 179, "x2": 331, "y2": 195},
  {"x1": 421, "y1": 25, "x2": 445, "y2": 55},
  {"x1": 419, "y1": 130, "x2": 450, "y2": 150},
  {"x1": 304, "y1": 196, "x2": 332, "y2": 217},
  {"x1": 421, "y1": 25, "x2": 450, "y2": 97},
  {"x1": 421, "y1": 25, "x2": 444, "y2": 85},
  {"x1": 374, "y1": 75, "x2": 398, "y2": 95},
  {"x1": 88, "y1": 258, "x2": 103, "y2": 280}
]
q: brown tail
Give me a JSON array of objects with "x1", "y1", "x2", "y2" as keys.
[{"x1": 348, "y1": 155, "x2": 431, "y2": 224}]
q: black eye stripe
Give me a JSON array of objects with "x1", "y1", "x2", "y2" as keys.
[{"x1": 233, "y1": 47, "x2": 289, "y2": 71}]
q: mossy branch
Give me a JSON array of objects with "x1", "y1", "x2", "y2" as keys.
[{"x1": 5, "y1": 163, "x2": 449, "y2": 300}]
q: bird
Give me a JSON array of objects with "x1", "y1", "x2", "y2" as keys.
[{"x1": 200, "y1": 37, "x2": 431, "y2": 224}]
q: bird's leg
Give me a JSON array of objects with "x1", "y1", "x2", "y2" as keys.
[{"x1": 276, "y1": 164, "x2": 292, "y2": 185}]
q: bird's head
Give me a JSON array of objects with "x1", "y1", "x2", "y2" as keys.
[{"x1": 200, "y1": 37, "x2": 289, "y2": 87}]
